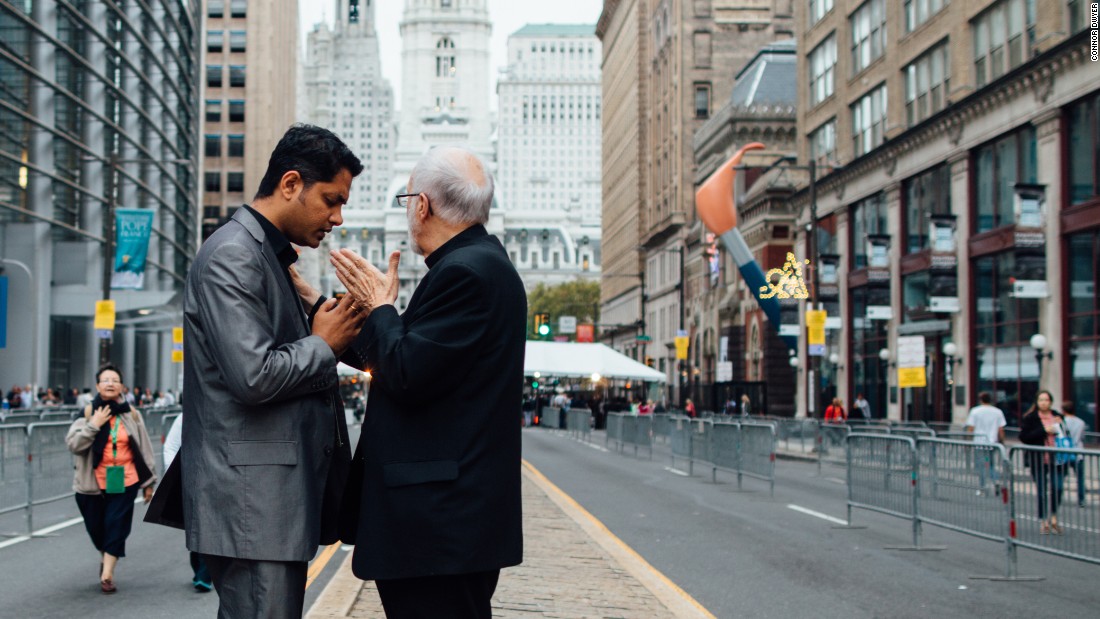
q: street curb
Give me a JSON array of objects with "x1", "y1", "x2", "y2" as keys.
[
  {"x1": 305, "y1": 551, "x2": 362, "y2": 618},
  {"x1": 522, "y1": 460, "x2": 717, "y2": 619}
]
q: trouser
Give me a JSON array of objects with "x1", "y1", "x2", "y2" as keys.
[
  {"x1": 203, "y1": 554, "x2": 307, "y2": 619},
  {"x1": 1074, "y1": 458, "x2": 1086, "y2": 503},
  {"x1": 75, "y1": 485, "x2": 138, "y2": 557},
  {"x1": 191, "y1": 552, "x2": 210, "y2": 584},
  {"x1": 975, "y1": 448, "x2": 999, "y2": 489},
  {"x1": 1031, "y1": 462, "x2": 1067, "y2": 519},
  {"x1": 375, "y1": 570, "x2": 500, "y2": 619}
]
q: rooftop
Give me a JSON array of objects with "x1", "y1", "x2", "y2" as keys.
[
  {"x1": 511, "y1": 23, "x2": 597, "y2": 38},
  {"x1": 729, "y1": 38, "x2": 797, "y2": 108}
]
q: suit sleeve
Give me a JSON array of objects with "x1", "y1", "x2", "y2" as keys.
[
  {"x1": 350, "y1": 262, "x2": 489, "y2": 405},
  {"x1": 193, "y1": 241, "x2": 338, "y2": 405}
]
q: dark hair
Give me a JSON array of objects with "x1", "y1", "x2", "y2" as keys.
[
  {"x1": 978, "y1": 392, "x2": 992, "y2": 404},
  {"x1": 95, "y1": 363, "x2": 123, "y2": 384},
  {"x1": 254, "y1": 124, "x2": 364, "y2": 199},
  {"x1": 1062, "y1": 400, "x2": 1075, "y2": 415},
  {"x1": 1024, "y1": 389, "x2": 1055, "y2": 417}
]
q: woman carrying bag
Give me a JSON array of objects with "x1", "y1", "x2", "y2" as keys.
[
  {"x1": 1019, "y1": 390, "x2": 1069, "y2": 535},
  {"x1": 66, "y1": 364, "x2": 158, "y2": 593}
]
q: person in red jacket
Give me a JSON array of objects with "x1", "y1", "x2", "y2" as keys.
[{"x1": 824, "y1": 398, "x2": 846, "y2": 423}]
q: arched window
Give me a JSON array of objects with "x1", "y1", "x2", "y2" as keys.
[{"x1": 436, "y1": 38, "x2": 456, "y2": 78}]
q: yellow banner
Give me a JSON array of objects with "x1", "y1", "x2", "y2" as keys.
[
  {"x1": 808, "y1": 325, "x2": 826, "y2": 346},
  {"x1": 94, "y1": 300, "x2": 116, "y2": 330},
  {"x1": 674, "y1": 336, "x2": 690, "y2": 360},
  {"x1": 805, "y1": 309, "x2": 827, "y2": 328},
  {"x1": 172, "y1": 326, "x2": 184, "y2": 363},
  {"x1": 898, "y1": 367, "x2": 927, "y2": 389},
  {"x1": 171, "y1": 350, "x2": 184, "y2": 363},
  {"x1": 172, "y1": 327, "x2": 184, "y2": 344}
]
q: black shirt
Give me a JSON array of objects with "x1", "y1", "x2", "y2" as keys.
[{"x1": 242, "y1": 205, "x2": 303, "y2": 319}]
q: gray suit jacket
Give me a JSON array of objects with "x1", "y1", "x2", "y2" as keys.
[{"x1": 181, "y1": 208, "x2": 346, "y2": 562}]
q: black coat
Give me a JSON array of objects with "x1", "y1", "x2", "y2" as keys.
[
  {"x1": 344, "y1": 225, "x2": 526, "y2": 580},
  {"x1": 1019, "y1": 410, "x2": 1065, "y2": 469}
]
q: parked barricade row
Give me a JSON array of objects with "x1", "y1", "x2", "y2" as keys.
[
  {"x1": 605, "y1": 413, "x2": 624, "y2": 449},
  {"x1": 26, "y1": 422, "x2": 76, "y2": 533},
  {"x1": 846, "y1": 434, "x2": 921, "y2": 548},
  {"x1": 651, "y1": 414, "x2": 671, "y2": 444},
  {"x1": 604, "y1": 413, "x2": 653, "y2": 458},
  {"x1": 0, "y1": 424, "x2": 28, "y2": 519},
  {"x1": 566, "y1": 409, "x2": 592, "y2": 441},
  {"x1": 540, "y1": 407, "x2": 562, "y2": 431}
]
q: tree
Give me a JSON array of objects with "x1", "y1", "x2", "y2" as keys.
[{"x1": 526, "y1": 280, "x2": 600, "y2": 340}]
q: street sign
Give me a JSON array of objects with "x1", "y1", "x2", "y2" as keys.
[
  {"x1": 635, "y1": 334, "x2": 652, "y2": 342},
  {"x1": 577, "y1": 324, "x2": 595, "y2": 343},
  {"x1": 806, "y1": 310, "x2": 826, "y2": 356},
  {"x1": 929, "y1": 296, "x2": 960, "y2": 313},
  {"x1": 559, "y1": 315, "x2": 577, "y2": 334},
  {"x1": 716, "y1": 361, "x2": 733, "y2": 382},
  {"x1": 897, "y1": 335, "x2": 927, "y2": 389},
  {"x1": 172, "y1": 327, "x2": 184, "y2": 363},
  {"x1": 867, "y1": 305, "x2": 894, "y2": 320},
  {"x1": 674, "y1": 335, "x2": 689, "y2": 360},
  {"x1": 1011, "y1": 280, "x2": 1049, "y2": 298}
]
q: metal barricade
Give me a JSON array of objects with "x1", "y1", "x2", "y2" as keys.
[
  {"x1": 669, "y1": 416, "x2": 699, "y2": 475},
  {"x1": 0, "y1": 425, "x2": 28, "y2": 520},
  {"x1": 1008, "y1": 445, "x2": 1100, "y2": 566},
  {"x1": 540, "y1": 407, "x2": 561, "y2": 431},
  {"x1": 893, "y1": 427, "x2": 936, "y2": 440},
  {"x1": 567, "y1": 409, "x2": 591, "y2": 441},
  {"x1": 707, "y1": 422, "x2": 740, "y2": 481},
  {"x1": 39, "y1": 410, "x2": 78, "y2": 423},
  {"x1": 1, "y1": 412, "x2": 40, "y2": 425},
  {"x1": 627, "y1": 415, "x2": 653, "y2": 458},
  {"x1": 25, "y1": 422, "x2": 76, "y2": 533},
  {"x1": 605, "y1": 413, "x2": 624, "y2": 449},
  {"x1": 775, "y1": 418, "x2": 816, "y2": 454},
  {"x1": 651, "y1": 414, "x2": 671, "y2": 443},
  {"x1": 846, "y1": 433, "x2": 932, "y2": 549},
  {"x1": 740, "y1": 422, "x2": 777, "y2": 497},
  {"x1": 817, "y1": 423, "x2": 850, "y2": 473}
]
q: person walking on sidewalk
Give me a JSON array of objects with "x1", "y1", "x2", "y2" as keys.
[
  {"x1": 824, "y1": 398, "x2": 846, "y2": 423},
  {"x1": 332, "y1": 146, "x2": 525, "y2": 619},
  {"x1": 1019, "y1": 390, "x2": 1069, "y2": 534},
  {"x1": 1062, "y1": 400, "x2": 1087, "y2": 507},
  {"x1": 965, "y1": 392, "x2": 1006, "y2": 495},
  {"x1": 66, "y1": 364, "x2": 158, "y2": 594}
]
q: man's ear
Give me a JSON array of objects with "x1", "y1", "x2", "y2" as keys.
[{"x1": 278, "y1": 170, "x2": 302, "y2": 201}]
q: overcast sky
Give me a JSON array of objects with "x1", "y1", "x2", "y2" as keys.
[{"x1": 299, "y1": 1, "x2": 602, "y2": 110}]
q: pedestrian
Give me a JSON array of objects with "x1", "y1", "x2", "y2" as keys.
[
  {"x1": 1019, "y1": 390, "x2": 1068, "y2": 535},
  {"x1": 740, "y1": 394, "x2": 751, "y2": 417},
  {"x1": 854, "y1": 393, "x2": 872, "y2": 420},
  {"x1": 330, "y1": 145, "x2": 525, "y2": 618},
  {"x1": 76, "y1": 387, "x2": 94, "y2": 409},
  {"x1": 685, "y1": 398, "x2": 697, "y2": 418},
  {"x1": 167, "y1": 124, "x2": 364, "y2": 618},
  {"x1": 65, "y1": 363, "x2": 158, "y2": 593},
  {"x1": 824, "y1": 398, "x2": 846, "y2": 423},
  {"x1": 965, "y1": 392, "x2": 1007, "y2": 495},
  {"x1": 1062, "y1": 400, "x2": 1087, "y2": 508},
  {"x1": 162, "y1": 413, "x2": 211, "y2": 592}
]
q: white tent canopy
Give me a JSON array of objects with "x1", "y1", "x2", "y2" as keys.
[{"x1": 523, "y1": 341, "x2": 668, "y2": 383}]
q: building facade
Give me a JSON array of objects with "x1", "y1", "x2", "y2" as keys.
[
  {"x1": 0, "y1": 0, "x2": 201, "y2": 393},
  {"x1": 598, "y1": 0, "x2": 794, "y2": 407},
  {"x1": 789, "y1": 0, "x2": 1100, "y2": 427},
  {"x1": 496, "y1": 25, "x2": 603, "y2": 290},
  {"x1": 201, "y1": 0, "x2": 298, "y2": 239}
]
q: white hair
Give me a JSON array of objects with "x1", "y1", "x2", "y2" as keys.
[{"x1": 410, "y1": 146, "x2": 494, "y2": 225}]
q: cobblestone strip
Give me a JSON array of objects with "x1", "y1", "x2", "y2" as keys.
[{"x1": 308, "y1": 463, "x2": 711, "y2": 618}]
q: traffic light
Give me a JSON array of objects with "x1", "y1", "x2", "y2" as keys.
[{"x1": 534, "y1": 312, "x2": 551, "y2": 338}]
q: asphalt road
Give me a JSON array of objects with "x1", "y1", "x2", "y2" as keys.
[
  {"x1": 0, "y1": 416, "x2": 362, "y2": 619},
  {"x1": 521, "y1": 428, "x2": 1099, "y2": 619}
]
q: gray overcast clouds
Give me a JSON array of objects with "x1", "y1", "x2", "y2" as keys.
[{"x1": 299, "y1": 1, "x2": 603, "y2": 111}]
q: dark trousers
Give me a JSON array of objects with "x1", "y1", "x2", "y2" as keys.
[
  {"x1": 203, "y1": 554, "x2": 307, "y2": 619},
  {"x1": 190, "y1": 552, "x2": 210, "y2": 584},
  {"x1": 1031, "y1": 462, "x2": 1067, "y2": 519},
  {"x1": 376, "y1": 570, "x2": 500, "y2": 619},
  {"x1": 75, "y1": 485, "x2": 138, "y2": 557}
]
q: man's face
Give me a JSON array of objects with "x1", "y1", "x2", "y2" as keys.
[
  {"x1": 405, "y1": 176, "x2": 426, "y2": 256},
  {"x1": 285, "y1": 168, "x2": 352, "y2": 248}
]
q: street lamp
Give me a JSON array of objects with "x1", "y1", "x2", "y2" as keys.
[{"x1": 1030, "y1": 333, "x2": 1053, "y2": 378}]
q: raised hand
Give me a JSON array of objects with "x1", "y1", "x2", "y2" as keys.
[
  {"x1": 288, "y1": 265, "x2": 322, "y2": 308},
  {"x1": 90, "y1": 405, "x2": 112, "y2": 429},
  {"x1": 330, "y1": 249, "x2": 401, "y2": 314}
]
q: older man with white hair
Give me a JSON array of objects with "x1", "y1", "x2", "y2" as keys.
[{"x1": 330, "y1": 146, "x2": 526, "y2": 618}]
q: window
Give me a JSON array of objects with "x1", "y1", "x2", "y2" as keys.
[
  {"x1": 1068, "y1": 0, "x2": 1090, "y2": 33},
  {"x1": 694, "y1": 83, "x2": 710, "y2": 119},
  {"x1": 441, "y1": 0, "x2": 452, "y2": 7},
  {"x1": 207, "y1": 65, "x2": 222, "y2": 87},
  {"x1": 229, "y1": 65, "x2": 245, "y2": 87},
  {"x1": 228, "y1": 100, "x2": 245, "y2": 122},
  {"x1": 903, "y1": 164, "x2": 952, "y2": 252},
  {"x1": 850, "y1": 285, "x2": 890, "y2": 419},
  {"x1": 809, "y1": 34, "x2": 836, "y2": 106},
  {"x1": 904, "y1": 0, "x2": 947, "y2": 32},
  {"x1": 973, "y1": 251, "x2": 1044, "y2": 425},
  {"x1": 230, "y1": 0, "x2": 246, "y2": 17},
  {"x1": 203, "y1": 206, "x2": 222, "y2": 220},
  {"x1": 205, "y1": 100, "x2": 222, "y2": 122},
  {"x1": 436, "y1": 37, "x2": 456, "y2": 78},
  {"x1": 204, "y1": 134, "x2": 221, "y2": 158},
  {"x1": 809, "y1": 0, "x2": 834, "y2": 25},
  {"x1": 851, "y1": 83, "x2": 887, "y2": 157},
  {"x1": 204, "y1": 172, "x2": 221, "y2": 193},
  {"x1": 809, "y1": 119, "x2": 837, "y2": 168},
  {"x1": 229, "y1": 31, "x2": 246, "y2": 52},
  {"x1": 974, "y1": 125, "x2": 1037, "y2": 232},
  {"x1": 1068, "y1": 230, "x2": 1100, "y2": 431},
  {"x1": 227, "y1": 172, "x2": 244, "y2": 193},
  {"x1": 972, "y1": 0, "x2": 1034, "y2": 87},
  {"x1": 208, "y1": 0, "x2": 225, "y2": 18},
  {"x1": 850, "y1": 0, "x2": 886, "y2": 74},
  {"x1": 693, "y1": 31, "x2": 712, "y2": 68},
  {"x1": 904, "y1": 40, "x2": 951, "y2": 126},
  {"x1": 207, "y1": 31, "x2": 223, "y2": 53},
  {"x1": 228, "y1": 134, "x2": 245, "y2": 157},
  {"x1": 850, "y1": 193, "x2": 888, "y2": 269},
  {"x1": 1067, "y1": 92, "x2": 1100, "y2": 206}
]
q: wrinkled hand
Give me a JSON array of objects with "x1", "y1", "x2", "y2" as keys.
[
  {"x1": 312, "y1": 295, "x2": 365, "y2": 357},
  {"x1": 289, "y1": 265, "x2": 322, "y2": 309},
  {"x1": 330, "y1": 249, "x2": 401, "y2": 314},
  {"x1": 143, "y1": 486, "x2": 154, "y2": 504},
  {"x1": 90, "y1": 405, "x2": 111, "y2": 429}
]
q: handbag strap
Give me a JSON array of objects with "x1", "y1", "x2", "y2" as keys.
[{"x1": 109, "y1": 416, "x2": 120, "y2": 462}]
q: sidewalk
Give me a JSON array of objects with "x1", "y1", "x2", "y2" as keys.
[{"x1": 307, "y1": 461, "x2": 714, "y2": 619}]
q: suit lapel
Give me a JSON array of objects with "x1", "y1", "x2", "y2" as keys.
[{"x1": 234, "y1": 208, "x2": 311, "y2": 336}]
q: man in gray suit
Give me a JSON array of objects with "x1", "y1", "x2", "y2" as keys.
[{"x1": 181, "y1": 124, "x2": 365, "y2": 618}]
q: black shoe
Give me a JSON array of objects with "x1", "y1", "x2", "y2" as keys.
[{"x1": 193, "y1": 579, "x2": 212, "y2": 592}]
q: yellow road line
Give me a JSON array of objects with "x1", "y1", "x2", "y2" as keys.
[
  {"x1": 522, "y1": 459, "x2": 717, "y2": 619},
  {"x1": 306, "y1": 543, "x2": 341, "y2": 590}
]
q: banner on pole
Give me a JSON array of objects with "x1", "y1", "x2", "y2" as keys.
[
  {"x1": 806, "y1": 309, "x2": 827, "y2": 356},
  {"x1": 674, "y1": 334, "x2": 690, "y2": 360},
  {"x1": 897, "y1": 335, "x2": 927, "y2": 389},
  {"x1": 172, "y1": 327, "x2": 184, "y2": 363},
  {"x1": 112, "y1": 208, "x2": 155, "y2": 289}
]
